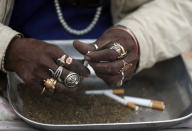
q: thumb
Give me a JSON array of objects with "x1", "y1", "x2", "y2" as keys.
[{"x1": 73, "y1": 40, "x2": 96, "y2": 55}]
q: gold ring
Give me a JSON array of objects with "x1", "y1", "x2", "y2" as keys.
[
  {"x1": 110, "y1": 43, "x2": 127, "y2": 58},
  {"x1": 57, "y1": 55, "x2": 73, "y2": 65},
  {"x1": 44, "y1": 78, "x2": 57, "y2": 93},
  {"x1": 117, "y1": 44, "x2": 127, "y2": 58},
  {"x1": 65, "y1": 57, "x2": 73, "y2": 65},
  {"x1": 57, "y1": 54, "x2": 67, "y2": 65}
]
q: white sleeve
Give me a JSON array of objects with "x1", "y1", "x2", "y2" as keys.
[{"x1": 0, "y1": 23, "x2": 21, "y2": 72}]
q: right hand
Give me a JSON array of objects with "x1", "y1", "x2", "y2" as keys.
[{"x1": 4, "y1": 37, "x2": 90, "y2": 95}]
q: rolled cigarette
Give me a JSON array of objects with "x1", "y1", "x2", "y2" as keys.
[
  {"x1": 104, "y1": 92, "x2": 139, "y2": 111},
  {"x1": 85, "y1": 89, "x2": 125, "y2": 95},
  {"x1": 124, "y1": 96, "x2": 165, "y2": 111}
]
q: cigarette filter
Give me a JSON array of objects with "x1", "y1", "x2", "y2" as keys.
[
  {"x1": 124, "y1": 96, "x2": 165, "y2": 111},
  {"x1": 104, "y1": 92, "x2": 139, "y2": 111},
  {"x1": 85, "y1": 89, "x2": 125, "y2": 95}
]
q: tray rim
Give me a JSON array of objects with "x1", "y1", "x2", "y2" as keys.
[{"x1": 7, "y1": 80, "x2": 192, "y2": 129}]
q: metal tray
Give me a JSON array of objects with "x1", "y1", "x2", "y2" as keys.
[{"x1": 7, "y1": 40, "x2": 192, "y2": 131}]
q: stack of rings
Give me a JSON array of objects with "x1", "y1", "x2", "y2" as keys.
[
  {"x1": 109, "y1": 43, "x2": 127, "y2": 86},
  {"x1": 42, "y1": 55, "x2": 81, "y2": 95},
  {"x1": 56, "y1": 55, "x2": 80, "y2": 87}
]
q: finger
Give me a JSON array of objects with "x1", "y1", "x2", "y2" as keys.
[
  {"x1": 33, "y1": 67, "x2": 78, "y2": 95},
  {"x1": 46, "y1": 60, "x2": 69, "y2": 82},
  {"x1": 66, "y1": 59, "x2": 90, "y2": 77},
  {"x1": 56, "y1": 55, "x2": 90, "y2": 77},
  {"x1": 85, "y1": 48, "x2": 119, "y2": 62},
  {"x1": 47, "y1": 44, "x2": 90, "y2": 77},
  {"x1": 73, "y1": 36, "x2": 111, "y2": 55},
  {"x1": 84, "y1": 39, "x2": 135, "y2": 62},
  {"x1": 32, "y1": 68, "x2": 77, "y2": 95},
  {"x1": 73, "y1": 40, "x2": 96, "y2": 55},
  {"x1": 47, "y1": 59, "x2": 82, "y2": 88},
  {"x1": 123, "y1": 62, "x2": 137, "y2": 81},
  {"x1": 89, "y1": 52, "x2": 136, "y2": 75},
  {"x1": 44, "y1": 43, "x2": 64, "y2": 60},
  {"x1": 54, "y1": 82, "x2": 77, "y2": 94},
  {"x1": 96, "y1": 73, "x2": 122, "y2": 87}
]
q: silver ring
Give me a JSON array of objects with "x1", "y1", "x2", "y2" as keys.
[
  {"x1": 93, "y1": 43, "x2": 99, "y2": 50},
  {"x1": 64, "y1": 72, "x2": 80, "y2": 88},
  {"x1": 121, "y1": 71, "x2": 125, "y2": 82},
  {"x1": 49, "y1": 66, "x2": 63, "y2": 82}
]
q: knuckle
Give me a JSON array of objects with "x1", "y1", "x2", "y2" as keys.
[
  {"x1": 106, "y1": 66, "x2": 112, "y2": 73},
  {"x1": 46, "y1": 44, "x2": 61, "y2": 53}
]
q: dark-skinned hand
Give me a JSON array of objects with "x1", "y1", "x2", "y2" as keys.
[
  {"x1": 5, "y1": 38, "x2": 90, "y2": 95},
  {"x1": 73, "y1": 27, "x2": 139, "y2": 87}
]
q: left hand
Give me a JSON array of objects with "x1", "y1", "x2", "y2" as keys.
[{"x1": 73, "y1": 27, "x2": 139, "y2": 86}]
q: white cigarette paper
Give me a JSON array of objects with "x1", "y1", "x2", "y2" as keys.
[
  {"x1": 124, "y1": 96, "x2": 165, "y2": 111},
  {"x1": 85, "y1": 89, "x2": 124, "y2": 95},
  {"x1": 104, "y1": 92, "x2": 139, "y2": 111}
]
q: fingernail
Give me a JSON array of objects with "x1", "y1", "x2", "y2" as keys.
[{"x1": 85, "y1": 56, "x2": 91, "y2": 61}]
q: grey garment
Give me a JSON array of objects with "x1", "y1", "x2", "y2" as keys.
[
  {"x1": 0, "y1": 0, "x2": 14, "y2": 24},
  {"x1": 111, "y1": 0, "x2": 153, "y2": 24},
  {"x1": 117, "y1": 0, "x2": 192, "y2": 73}
]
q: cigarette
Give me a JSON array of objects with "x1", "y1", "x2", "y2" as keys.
[
  {"x1": 104, "y1": 92, "x2": 139, "y2": 111},
  {"x1": 124, "y1": 96, "x2": 165, "y2": 111},
  {"x1": 85, "y1": 89, "x2": 125, "y2": 95}
]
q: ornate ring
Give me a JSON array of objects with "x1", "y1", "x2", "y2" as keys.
[
  {"x1": 64, "y1": 72, "x2": 80, "y2": 88},
  {"x1": 49, "y1": 66, "x2": 63, "y2": 82},
  {"x1": 57, "y1": 54, "x2": 66, "y2": 65},
  {"x1": 120, "y1": 60, "x2": 133, "y2": 72},
  {"x1": 44, "y1": 78, "x2": 57, "y2": 93},
  {"x1": 110, "y1": 43, "x2": 127, "y2": 58},
  {"x1": 57, "y1": 55, "x2": 73, "y2": 66},
  {"x1": 93, "y1": 43, "x2": 99, "y2": 50}
]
